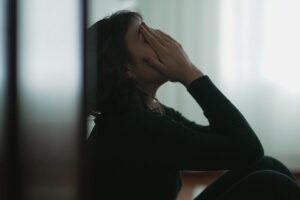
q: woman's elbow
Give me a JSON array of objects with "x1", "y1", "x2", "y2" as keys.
[
  {"x1": 249, "y1": 142, "x2": 264, "y2": 161},
  {"x1": 239, "y1": 140, "x2": 265, "y2": 166}
]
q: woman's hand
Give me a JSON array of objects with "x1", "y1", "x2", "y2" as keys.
[{"x1": 140, "y1": 23, "x2": 204, "y2": 86}]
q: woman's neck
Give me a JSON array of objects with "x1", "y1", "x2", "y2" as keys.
[
  {"x1": 136, "y1": 84, "x2": 165, "y2": 115},
  {"x1": 144, "y1": 96, "x2": 165, "y2": 115}
]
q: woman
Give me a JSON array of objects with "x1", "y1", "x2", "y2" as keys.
[{"x1": 86, "y1": 10, "x2": 300, "y2": 200}]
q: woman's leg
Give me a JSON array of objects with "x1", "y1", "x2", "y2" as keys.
[
  {"x1": 216, "y1": 170, "x2": 300, "y2": 200},
  {"x1": 194, "y1": 155, "x2": 299, "y2": 200}
]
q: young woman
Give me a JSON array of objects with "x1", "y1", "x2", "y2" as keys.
[{"x1": 86, "y1": 10, "x2": 300, "y2": 200}]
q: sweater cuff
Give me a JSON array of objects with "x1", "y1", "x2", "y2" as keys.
[{"x1": 186, "y1": 75, "x2": 210, "y2": 91}]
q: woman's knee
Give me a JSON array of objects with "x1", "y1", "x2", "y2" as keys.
[
  {"x1": 246, "y1": 170, "x2": 300, "y2": 195},
  {"x1": 218, "y1": 170, "x2": 300, "y2": 200},
  {"x1": 263, "y1": 155, "x2": 285, "y2": 165},
  {"x1": 256, "y1": 155, "x2": 283, "y2": 166},
  {"x1": 250, "y1": 155, "x2": 297, "y2": 180},
  {"x1": 259, "y1": 155, "x2": 287, "y2": 170}
]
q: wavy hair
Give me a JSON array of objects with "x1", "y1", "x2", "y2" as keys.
[{"x1": 87, "y1": 10, "x2": 155, "y2": 115}]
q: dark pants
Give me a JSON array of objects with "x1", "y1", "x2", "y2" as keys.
[{"x1": 194, "y1": 156, "x2": 300, "y2": 200}]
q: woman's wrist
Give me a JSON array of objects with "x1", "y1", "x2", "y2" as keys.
[{"x1": 181, "y1": 67, "x2": 204, "y2": 87}]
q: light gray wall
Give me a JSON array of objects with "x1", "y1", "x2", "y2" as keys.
[{"x1": 88, "y1": 0, "x2": 136, "y2": 26}]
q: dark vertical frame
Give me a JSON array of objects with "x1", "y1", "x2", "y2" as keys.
[
  {"x1": 3, "y1": 0, "x2": 88, "y2": 199},
  {"x1": 18, "y1": 0, "x2": 86, "y2": 198},
  {"x1": 6, "y1": 0, "x2": 20, "y2": 200},
  {"x1": 79, "y1": 0, "x2": 88, "y2": 199}
]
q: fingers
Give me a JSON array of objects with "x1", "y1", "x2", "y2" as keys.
[
  {"x1": 140, "y1": 25, "x2": 166, "y2": 55},
  {"x1": 155, "y1": 30, "x2": 172, "y2": 44},
  {"x1": 143, "y1": 24, "x2": 166, "y2": 45},
  {"x1": 141, "y1": 23, "x2": 181, "y2": 49},
  {"x1": 141, "y1": 23, "x2": 171, "y2": 47},
  {"x1": 156, "y1": 30, "x2": 181, "y2": 48}
]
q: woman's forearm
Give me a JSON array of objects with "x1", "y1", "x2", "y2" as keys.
[{"x1": 187, "y1": 76, "x2": 265, "y2": 164}]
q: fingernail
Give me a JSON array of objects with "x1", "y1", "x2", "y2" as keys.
[
  {"x1": 141, "y1": 22, "x2": 146, "y2": 29},
  {"x1": 141, "y1": 25, "x2": 147, "y2": 32},
  {"x1": 142, "y1": 22, "x2": 149, "y2": 29}
]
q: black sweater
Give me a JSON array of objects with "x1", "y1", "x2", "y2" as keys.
[{"x1": 86, "y1": 75, "x2": 264, "y2": 200}]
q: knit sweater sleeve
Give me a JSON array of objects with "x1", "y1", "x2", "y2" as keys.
[{"x1": 98, "y1": 75, "x2": 264, "y2": 171}]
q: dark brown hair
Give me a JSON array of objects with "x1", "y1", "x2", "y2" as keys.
[{"x1": 87, "y1": 10, "x2": 152, "y2": 116}]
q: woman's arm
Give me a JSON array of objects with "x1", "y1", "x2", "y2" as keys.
[
  {"x1": 110, "y1": 24, "x2": 265, "y2": 171},
  {"x1": 163, "y1": 105, "x2": 211, "y2": 133},
  {"x1": 131, "y1": 75, "x2": 264, "y2": 171},
  {"x1": 91, "y1": 75, "x2": 264, "y2": 171}
]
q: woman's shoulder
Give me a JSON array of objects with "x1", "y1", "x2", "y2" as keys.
[
  {"x1": 89, "y1": 110, "x2": 172, "y2": 141},
  {"x1": 161, "y1": 104, "x2": 183, "y2": 119},
  {"x1": 93, "y1": 107, "x2": 175, "y2": 126}
]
